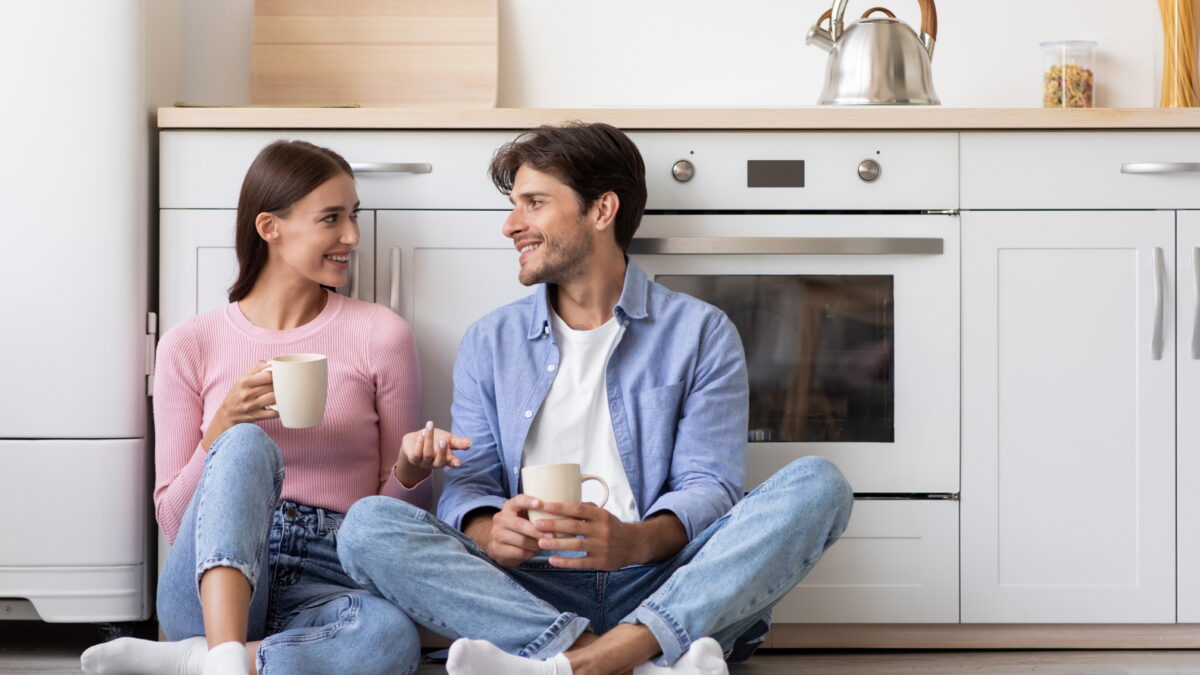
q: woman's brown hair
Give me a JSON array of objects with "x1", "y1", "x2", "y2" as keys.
[
  {"x1": 488, "y1": 122, "x2": 647, "y2": 252},
  {"x1": 227, "y1": 140, "x2": 354, "y2": 302}
]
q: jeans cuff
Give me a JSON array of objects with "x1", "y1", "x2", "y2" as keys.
[
  {"x1": 627, "y1": 600, "x2": 689, "y2": 665},
  {"x1": 520, "y1": 612, "x2": 591, "y2": 660},
  {"x1": 195, "y1": 555, "x2": 258, "y2": 594}
]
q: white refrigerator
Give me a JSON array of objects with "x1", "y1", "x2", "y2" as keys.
[{"x1": 0, "y1": 1, "x2": 151, "y2": 623}]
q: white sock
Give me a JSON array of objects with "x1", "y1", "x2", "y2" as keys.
[
  {"x1": 81, "y1": 635, "x2": 208, "y2": 675},
  {"x1": 447, "y1": 638, "x2": 572, "y2": 675},
  {"x1": 633, "y1": 637, "x2": 728, "y2": 675},
  {"x1": 199, "y1": 641, "x2": 250, "y2": 675},
  {"x1": 201, "y1": 641, "x2": 250, "y2": 675}
]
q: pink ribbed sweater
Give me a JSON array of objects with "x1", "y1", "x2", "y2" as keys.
[{"x1": 153, "y1": 290, "x2": 430, "y2": 544}]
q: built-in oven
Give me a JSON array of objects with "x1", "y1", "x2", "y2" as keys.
[
  {"x1": 630, "y1": 213, "x2": 958, "y2": 494},
  {"x1": 626, "y1": 132, "x2": 961, "y2": 623}
]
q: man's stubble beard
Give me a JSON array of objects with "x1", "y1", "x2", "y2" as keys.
[{"x1": 518, "y1": 219, "x2": 592, "y2": 287}]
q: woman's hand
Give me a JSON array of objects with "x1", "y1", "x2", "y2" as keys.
[
  {"x1": 201, "y1": 361, "x2": 278, "y2": 450},
  {"x1": 392, "y1": 421, "x2": 472, "y2": 487}
]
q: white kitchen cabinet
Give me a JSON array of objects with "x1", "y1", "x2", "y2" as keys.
[
  {"x1": 374, "y1": 211, "x2": 528, "y2": 430},
  {"x1": 1177, "y1": 211, "x2": 1200, "y2": 621},
  {"x1": 774, "y1": 500, "x2": 958, "y2": 623},
  {"x1": 961, "y1": 210, "x2": 1176, "y2": 623}
]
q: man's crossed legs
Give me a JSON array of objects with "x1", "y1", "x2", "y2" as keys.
[{"x1": 336, "y1": 456, "x2": 852, "y2": 675}]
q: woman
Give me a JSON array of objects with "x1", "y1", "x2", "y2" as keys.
[{"x1": 82, "y1": 140, "x2": 457, "y2": 675}]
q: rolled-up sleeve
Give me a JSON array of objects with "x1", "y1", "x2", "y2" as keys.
[{"x1": 643, "y1": 313, "x2": 748, "y2": 539}]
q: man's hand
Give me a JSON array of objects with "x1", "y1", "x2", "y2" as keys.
[
  {"x1": 533, "y1": 502, "x2": 649, "y2": 572},
  {"x1": 467, "y1": 495, "x2": 545, "y2": 568}
]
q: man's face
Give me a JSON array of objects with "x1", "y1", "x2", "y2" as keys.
[{"x1": 502, "y1": 165, "x2": 593, "y2": 287}]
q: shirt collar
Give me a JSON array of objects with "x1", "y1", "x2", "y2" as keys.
[{"x1": 525, "y1": 258, "x2": 651, "y2": 340}]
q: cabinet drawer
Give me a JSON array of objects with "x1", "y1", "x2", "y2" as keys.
[
  {"x1": 771, "y1": 500, "x2": 957, "y2": 623},
  {"x1": 963, "y1": 132, "x2": 1200, "y2": 209},
  {"x1": 161, "y1": 131, "x2": 517, "y2": 209},
  {"x1": 0, "y1": 440, "x2": 145, "y2": 567}
]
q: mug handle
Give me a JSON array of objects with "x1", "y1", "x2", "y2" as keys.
[{"x1": 581, "y1": 474, "x2": 609, "y2": 509}]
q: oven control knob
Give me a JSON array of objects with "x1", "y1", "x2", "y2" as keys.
[
  {"x1": 858, "y1": 159, "x2": 881, "y2": 183},
  {"x1": 671, "y1": 159, "x2": 695, "y2": 183}
]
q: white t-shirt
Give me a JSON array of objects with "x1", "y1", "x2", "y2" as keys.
[{"x1": 521, "y1": 309, "x2": 640, "y2": 523}]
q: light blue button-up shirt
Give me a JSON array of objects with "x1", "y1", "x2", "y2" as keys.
[{"x1": 438, "y1": 261, "x2": 749, "y2": 541}]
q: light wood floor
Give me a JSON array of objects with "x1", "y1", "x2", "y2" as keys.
[{"x1": 7, "y1": 622, "x2": 1200, "y2": 674}]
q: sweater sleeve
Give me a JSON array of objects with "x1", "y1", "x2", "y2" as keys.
[
  {"x1": 152, "y1": 323, "x2": 209, "y2": 544},
  {"x1": 368, "y1": 305, "x2": 430, "y2": 509}
]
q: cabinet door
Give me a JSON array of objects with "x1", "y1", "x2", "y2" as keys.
[
  {"x1": 961, "y1": 211, "x2": 1175, "y2": 623},
  {"x1": 159, "y1": 210, "x2": 376, "y2": 334},
  {"x1": 1179, "y1": 212, "x2": 1200, "y2": 621},
  {"x1": 375, "y1": 211, "x2": 528, "y2": 430}
]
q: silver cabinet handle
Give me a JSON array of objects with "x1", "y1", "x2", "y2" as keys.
[
  {"x1": 1153, "y1": 247, "x2": 1165, "y2": 361},
  {"x1": 627, "y1": 237, "x2": 943, "y2": 255},
  {"x1": 1121, "y1": 162, "x2": 1200, "y2": 174},
  {"x1": 1193, "y1": 247, "x2": 1200, "y2": 360},
  {"x1": 389, "y1": 247, "x2": 402, "y2": 316},
  {"x1": 349, "y1": 250, "x2": 360, "y2": 300},
  {"x1": 350, "y1": 162, "x2": 432, "y2": 174}
]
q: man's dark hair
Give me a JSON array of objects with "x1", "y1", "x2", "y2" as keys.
[{"x1": 489, "y1": 122, "x2": 647, "y2": 252}]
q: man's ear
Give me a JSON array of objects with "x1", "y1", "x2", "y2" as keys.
[
  {"x1": 255, "y1": 212, "x2": 279, "y2": 242},
  {"x1": 591, "y1": 191, "x2": 620, "y2": 233}
]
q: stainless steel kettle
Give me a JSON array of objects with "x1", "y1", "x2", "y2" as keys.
[{"x1": 806, "y1": 0, "x2": 940, "y2": 105}]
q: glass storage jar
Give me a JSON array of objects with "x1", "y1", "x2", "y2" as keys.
[{"x1": 1042, "y1": 40, "x2": 1097, "y2": 108}]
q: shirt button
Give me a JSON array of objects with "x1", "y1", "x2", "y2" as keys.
[
  {"x1": 624, "y1": 320, "x2": 630, "y2": 326},
  {"x1": 524, "y1": 410, "x2": 533, "y2": 418},
  {"x1": 547, "y1": 364, "x2": 556, "y2": 372}
]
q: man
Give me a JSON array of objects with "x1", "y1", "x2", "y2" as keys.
[{"x1": 337, "y1": 122, "x2": 853, "y2": 675}]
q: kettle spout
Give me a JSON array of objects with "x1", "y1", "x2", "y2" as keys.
[{"x1": 807, "y1": 24, "x2": 835, "y2": 52}]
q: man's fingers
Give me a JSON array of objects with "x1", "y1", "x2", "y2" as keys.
[
  {"x1": 495, "y1": 512, "x2": 541, "y2": 540},
  {"x1": 534, "y1": 516, "x2": 586, "y2": 536},
  {"x1": 492, "y1": 527, "x2": 540, "y2": 553},
  {"x1": 539, "y1": 501, "x2": 595, "y2": 519},
  {"x1": 505, "y1": 494, "x2": 543, "y2": 514}
]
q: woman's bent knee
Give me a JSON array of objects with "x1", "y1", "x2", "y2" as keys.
[{"x1": 209, "y1": 423, "x2": 284, "y2": 478}]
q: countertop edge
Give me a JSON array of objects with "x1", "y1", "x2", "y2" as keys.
[{"x1": 158, "y1": 107, "x2": 1200, "y2": 130}]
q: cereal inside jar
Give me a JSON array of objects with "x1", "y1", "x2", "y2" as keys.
[{"x1": 1041, "y1": 40, "x2": 1097, "y2": 108}]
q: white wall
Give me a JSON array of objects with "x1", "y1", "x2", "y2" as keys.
[{"x1": 179, "y1": 0, "x2": 1163, "y2": 109}]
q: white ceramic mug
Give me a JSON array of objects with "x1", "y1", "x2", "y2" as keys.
[
  {"x1": 520, "y1": 463, "x2": 610, "y2": 537},
  {"x1": 268, "y1": 353, "x2": 328, "y2": 429}
]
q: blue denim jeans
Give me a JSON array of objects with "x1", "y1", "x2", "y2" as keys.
[
  {"x1": 158, "y1": 424, "x2": 421, "y2": 675},
  {"x1": 338, "y1": 455, "x2": 852, "y2": 666}
]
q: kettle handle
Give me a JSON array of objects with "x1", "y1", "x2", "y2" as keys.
[
  {"x1": 825, "y1": 0, "x2": 937, "y2": 43},
  {"x1": 861, "y1": 7, "x2": 896, "y2": 18}
]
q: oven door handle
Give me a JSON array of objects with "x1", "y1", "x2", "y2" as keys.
[{"x1": 627, "y1": 237, "x2": 943, "y2": 255}]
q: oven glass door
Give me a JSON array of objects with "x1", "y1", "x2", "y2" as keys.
[{"x1": 631, "y1": 214, "x2": 959, "y2": 494}]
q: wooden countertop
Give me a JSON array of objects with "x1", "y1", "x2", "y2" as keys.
[{"x1": 158, "y1": 106, "x2": 1200, "y2": 130}]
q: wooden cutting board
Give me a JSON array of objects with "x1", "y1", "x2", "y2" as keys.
[{"x1": 251, "y1": 0, "x2": 497, "y2": 107}]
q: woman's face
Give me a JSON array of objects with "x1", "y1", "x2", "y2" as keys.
[{"x1": 266, "y1": 172, "x2": 360, "y2": 289}]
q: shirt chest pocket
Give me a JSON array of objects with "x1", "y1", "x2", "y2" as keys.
[{"x1": 635, "y1": 381, "x2": 685, "y2": 413}]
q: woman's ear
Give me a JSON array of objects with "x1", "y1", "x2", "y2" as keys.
[{"x1": 255, "y1": 212, "x2": 278, "y2": 242}]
